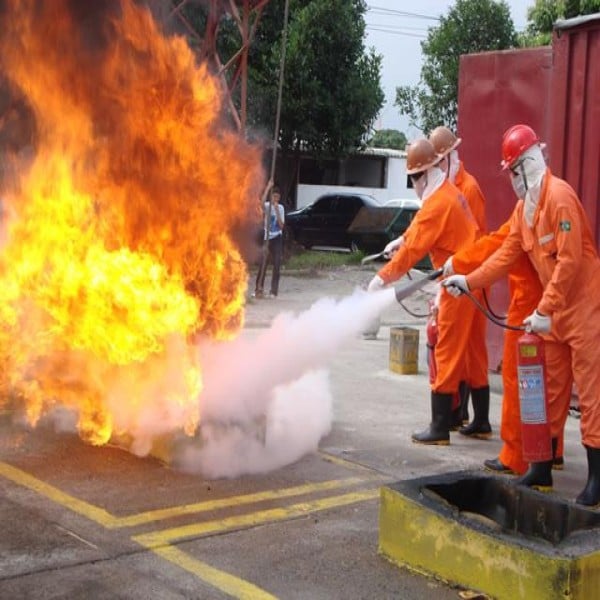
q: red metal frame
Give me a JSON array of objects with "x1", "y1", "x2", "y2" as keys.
[{"x1": 170, "y1": 0, "x2": 272, "y2": 132}]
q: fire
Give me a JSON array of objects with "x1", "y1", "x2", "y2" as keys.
[{"x1": 0, "y1": 0, "x2": 263, "y2": 449}]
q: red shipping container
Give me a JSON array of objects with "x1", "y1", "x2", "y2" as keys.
[{"x1": 456, "y1": 14, "x2": 600, "y2": 371}]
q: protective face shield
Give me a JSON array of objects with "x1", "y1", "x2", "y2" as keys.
[
  {"x1": 448, "y1": 150, "x2": 460, "y2": 183},
  {"x1": 437, "y1": 155, "x2": 449, "y2": 176},
  {"x1": 410, "y1": 170, "x2": 428, "y2": 199},
  {"x1": 411, "y1": 165, "x2": 445, "y2": 201},
  {"x1": 508, "y1": 144, "x2": 547, "y2": 224},
  {"x1": 510, "y1": 164, "x2": 529, "y2": 199}
]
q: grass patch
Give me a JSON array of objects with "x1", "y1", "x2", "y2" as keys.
[{"x1": 284, "y1": 249, "x2": 365, "y2": 271}]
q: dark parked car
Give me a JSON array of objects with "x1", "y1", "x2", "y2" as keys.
[
  {"x1": 347, "y1": 198, "x2": 432, "y2": 270},
  {"x1": 347, "y1": 198, "x2": 421, "y2": 254},
  {"x1": 286, "y1": 193, "x2": 379, "y2": 251}
]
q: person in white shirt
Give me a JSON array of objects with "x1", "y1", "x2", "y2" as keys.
[{"x1": 254, "y1": 182, "x2": 285, "y2": 298}]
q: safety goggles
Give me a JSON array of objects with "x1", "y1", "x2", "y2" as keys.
[
  {"x1": 410, "y1": 171, "x2": 426, "y2": 183},
  {"x1": 509, "y1": 156, "x2": 533, "y2": 177}
]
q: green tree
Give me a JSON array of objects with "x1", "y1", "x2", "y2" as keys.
[
  {"x1": 277, "y1": 0, "x2": 384, "y2": 157},
  {"x1": 519, "y1": 0, "x2": 600, "y2": 47},
  {"x1": 183, "y1": 0, "x2": 383, "y2": 159},
  {"x1": 368, "y1": 129, "x2": 408, "y2": 150},
  {"x1": 395, "y1": 0, "x2": 517, "y2": 133}
]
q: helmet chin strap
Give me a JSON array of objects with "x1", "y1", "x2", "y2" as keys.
[{"x1": 516, "y1": 160, "x2": 530, "y2": 192}]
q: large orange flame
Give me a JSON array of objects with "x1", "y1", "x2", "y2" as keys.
[{"x1": 0, "y1": 0, "x2": 264, "y2": 448}]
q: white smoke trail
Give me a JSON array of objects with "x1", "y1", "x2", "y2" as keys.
[{"x1": 176, "y1": 286, "x2": 397, "y2": 478}]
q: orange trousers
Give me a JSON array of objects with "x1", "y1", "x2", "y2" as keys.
[{"x1": 434, "y1": 289, "x2": 488, "y2": 394}]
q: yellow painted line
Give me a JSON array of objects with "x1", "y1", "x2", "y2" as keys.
[
  {"x1": 318, "y1": 450, "x2": 386, "y2": 476},
  {"x1": 140, "y1": 543, "x2": 278, "y2": 600},
  {"x1": 115, "y1": 477, "x2": 366, "y2": 528},
  {"x1": 1, "y1": 461, "x2": 369, "y2": 530},
  {"x1": 133, "y1": 488, "x2": 379, "y2": 547},
  {"x1": 0, "y1": 461, "x2": 117, "y2": 527}
]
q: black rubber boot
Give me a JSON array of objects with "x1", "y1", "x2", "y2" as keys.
[
  {"x1": 552, "y1": 436, "x2": 564, "y2": 471},
  {"x1": 458, "y1": 380, "x2": 470, "y2": 424},
  {"x1": 575, "y1": 445, "x2": 600, "y2": 507},
  {"x1": 514, "y1": 461, "x2": 553, "y2": 492},
  {"x1": 514, "y1": 438, "x2": 555, "y2": 492},
  {"x1": 450, "y1": 407, "x2": 463, "y2": 431},
  {"x1": 459, "y1": 385, "x2": 492, "y2": 439},
  {"x1": 412, "y1": 392, "x2": 452, "y2": 445},
  {"x1": 484, "y1": 457, "x2": 514, "y2": 475}
]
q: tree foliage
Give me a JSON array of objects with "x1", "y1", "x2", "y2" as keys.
[
  {"x1": 280, "y1": 0, "x2": 383, "y2": 156},
  {"x1": 368, "y1": 129, "x2": 408, "y2": 150},
  {"x1": 183, "y1": 0, "x2": 384, "y2": 159},
  {"x1": 395, "y1": 0, "x2": 517, "y2": 133},
  {"x1": 519, "y1": 0, "x2": 600, "y2": 47}
]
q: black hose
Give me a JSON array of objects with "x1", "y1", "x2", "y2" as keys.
[
  {"x1": 463, "y1": 289, "x2": 525, "y2": 331},
  {"x1": 482, "y1": 288, "x2": 507, "y2": 321},
  {"x1": 398, "y1": 300, "x2": 429, "y2": 319}
]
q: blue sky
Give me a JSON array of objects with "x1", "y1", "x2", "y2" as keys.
[{"x1": 364, "y1": 0, "x2": 533, "y2": 134}]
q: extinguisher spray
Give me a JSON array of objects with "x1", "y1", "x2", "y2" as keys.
[{"x1": 516, "y1": 331, "x2": 552, "y2": 462}]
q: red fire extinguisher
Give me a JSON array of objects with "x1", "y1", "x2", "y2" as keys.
[
  {"x1": 426, "y1": 301, "x2": 437, "y2": 385},
  {"x1": 517, "y1": 331, "x2": 552, "y2": 462}
]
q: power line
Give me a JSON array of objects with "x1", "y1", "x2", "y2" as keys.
[
  {"x1": 367, "y1": 5, "x2": 440, "y2": 21},
  {"x1": 366, "y1": 26, "x2": 427, "y2": 38},
  {"x1": 366, "y1": 22, "x2": 429, "y2": 32}
]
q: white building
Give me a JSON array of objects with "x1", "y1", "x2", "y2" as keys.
[{"x1": 294, "y1": 147, "x2": 417, "y2": 209}]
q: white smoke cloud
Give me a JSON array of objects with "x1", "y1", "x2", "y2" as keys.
[{"x1": 173, "y1": 286, "x2": 397, "y2": 478}]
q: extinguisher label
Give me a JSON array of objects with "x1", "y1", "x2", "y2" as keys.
[
  {"x1": 519, "y1": 344, "x2": 538, "y2": 358},
  {"x1": 517, "y1": 364, "x2": 547, "y2": 424}
]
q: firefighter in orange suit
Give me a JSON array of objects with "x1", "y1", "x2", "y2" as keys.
[
  {"x1": 369, "y1": 138, "x2": 485, "y2": 445},
  {"x1": 444, "y1": 124, "x2": 600, "y2": 506},
  {"x1": 429, "y1": 126, "x2": 490, "y2": 437},
  {"x1": 448, "y1": 219, "x2": 570, "y2": 475}
]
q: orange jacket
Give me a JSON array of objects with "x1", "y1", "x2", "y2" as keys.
[
  {"x1": 453, "y1": 219, "x2": 542, "y2": 325},
  {"x1": 378, "y1": 179, "x2": 477, "y2": 284},
  {"x1": 455, "y1": 162, "x2": 487, "y2": 235},
  {"x1": 467, "y1": 170, "x2": 600, "y2": 318}
]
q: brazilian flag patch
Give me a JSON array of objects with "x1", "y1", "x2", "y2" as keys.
[{"x1": 559, "y1": 220, "x2": 571, "y2": 231}]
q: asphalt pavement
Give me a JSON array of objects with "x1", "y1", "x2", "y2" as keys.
[{"x1": 0, "y1": 264, "x2": 590, "y2": 600}]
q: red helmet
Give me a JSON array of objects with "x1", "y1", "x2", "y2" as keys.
[{"x1": 501, "y1": 124, "x2": 540, "y2": 170}]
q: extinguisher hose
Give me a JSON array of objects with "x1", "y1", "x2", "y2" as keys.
[
  {"x1": 462, "y1": 290, "x2": 525, "y2": 331},
  {"x1": 482, "y1": 288, "x2": 507, "y2": 321}
]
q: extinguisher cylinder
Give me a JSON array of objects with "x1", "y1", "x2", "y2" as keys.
[{"x1": 517, "y1": 332, "x2": 553, "y2": 463}]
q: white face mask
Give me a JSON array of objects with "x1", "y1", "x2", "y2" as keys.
[
  {"x1": 411, "y1": 173, "x2": 428, "y2": 199},
  {"x1": 511, "y1": 171, "x2": 528, "y2": 199},
  {"x1": 448, "y1": 150, "x2": 460, "y2": 183}
]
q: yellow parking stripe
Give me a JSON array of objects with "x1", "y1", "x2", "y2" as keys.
[
  {"x1": 2, "y1": 459, "x2": 379, "y2": 599},
  {"x1": 116, "y1": 477, "x2": 365, "y2": 528},
  {"x1": 318, "y1": 450, "x2": 385, "y2": 475},
  {"x1": 0, "y1": 461, "x2": 369, "y2": 530},
  {"x1": 133, "y1": 488, "x2": 379, "y2": 547},
  {"x1": 0, "y1": 461, "x2": 117, "y2": 527},
  {"x1": 145, "y1": 544, "x2": 278, "y2": 600}
]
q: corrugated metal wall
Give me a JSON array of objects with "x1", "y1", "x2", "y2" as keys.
[
  {"x1": 457, "y1": 47, "x2": 553, "y2": 370},
  {"x1": 549, "y1": 17, "x2": 600, "y2": 243},
  {"x1": 455, "y1": 15, "x2": 600, "y2": 370}
]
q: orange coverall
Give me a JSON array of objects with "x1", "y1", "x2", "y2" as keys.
[
  {"x1": 453, "y1": 219, "x2": 569, "y2": 473},
  {"x1": 455, "y1": 162, "x2": 487, "y2": 234},
  {"x1": 467, "y1": 170, "x2": 600, "y2": 449},
  {"x1": 454, "y1": 162, "x2": 489, "y2": 407},
  {"x1": 379, "y1": 179, "x2": 482, "y2": 394}
]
